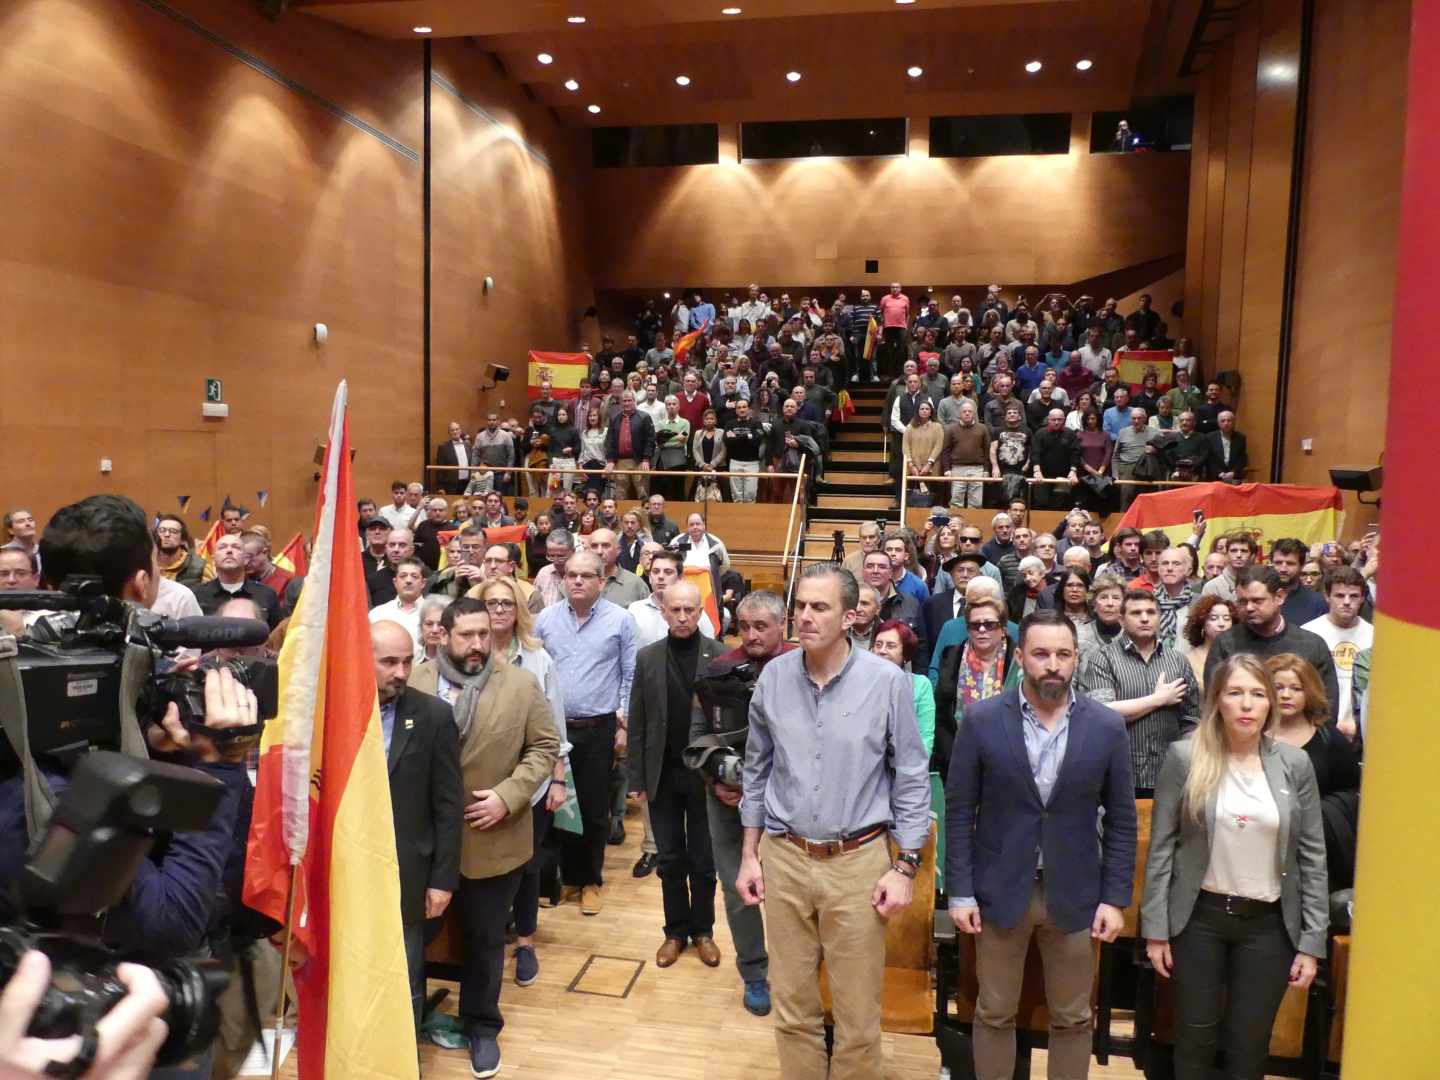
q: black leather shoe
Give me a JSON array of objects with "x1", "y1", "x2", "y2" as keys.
[
  {"x1": 632, "y1": 852, "x2": 658, "y2": 878},
  {"x1": 608, "y1": 819, "x2": 626, "y2": 846}
]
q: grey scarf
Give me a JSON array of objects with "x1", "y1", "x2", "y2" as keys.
[{"x1": 435, "y1": 649, "x2": 494, "y2": 742}]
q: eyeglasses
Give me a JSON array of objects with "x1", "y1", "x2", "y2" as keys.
[
  {"x1": 959, "y1": 536, "x2": 982, "y2": 544},
  {"x1": 967, "y1": 620, "x2": 1001, "y2": 632},
  {"x1": 155, "y1": 526, "x2": 182, "y2": 536},
  {"x1": 565, "y1": 571, "x2": 600, "y2": 582},
  {"x1": 483, "y1": 599, "x2": 517, "y2": 611}
]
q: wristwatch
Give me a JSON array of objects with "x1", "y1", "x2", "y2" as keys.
[{"x1": 895, "y1": 849, "x2": 922, "y2": 870}]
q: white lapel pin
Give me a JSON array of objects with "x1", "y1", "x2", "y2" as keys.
[{"x1": 405, "y1": 718, "x2": 414, "y2": 730}]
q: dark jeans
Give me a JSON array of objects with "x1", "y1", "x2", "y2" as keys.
[
  {"x1": 1170, "y1": 893, "x2": 1296, "y2": 1079},
  {"x1": 878, "y1": 326, "x2": 906, "y2": 380},
  {"x1": 512, "y1": 798, "x2": 555, "y2": 937},
  {"x1": 649, "y1": 764, "x2": 716, "y2": 941},
  {"x1": 458, "y1": 868, "x2": 525, "y2": 1038},
  {"x1": 560, "y1": 716, "x2": 615, "y2": 887},
  {"x1": 706, "y1": 789, "x2": 768, "y2": 981}
]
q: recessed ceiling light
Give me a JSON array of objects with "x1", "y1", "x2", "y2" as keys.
[
  {"x1": 906, "y1": 65, "x2": 923, "y2": 78},
  {"x1": 1025, "y1": 59, "x2": 1042, "y2": 73},
  {"x1": 895, "y1": 0, "x2": 916, "y2": 5},
  {"x1": 564, "y1": 79, "x2": 580, "y2": 91},
  {"x1": 413, "y1": 26, "x2": 432, "y2": 34},
  {"x1": 1075, "y1": 58, "x2": 1093, "y2": 71},
  {"x1": 675, "y1": 75, "x2": 691, "y2": 86},
  {"x1": 567, "y1": 15, "x2": 586, "y2": 23},
  {"x1": 587, "y1": 103, "x2": 601, "y2": 114},
  {"x1": 664, "y1": 291, "x2": 672, "y2": 299},
  {"x1": 786, "y1": 70, "x2": 802, "y2": 82},
  {"x1": 537, "y1": 52, "x2": 554, "y2": 64},
  {"x1": 721, "y1": 7, "x2": 742, "y2": 14}
]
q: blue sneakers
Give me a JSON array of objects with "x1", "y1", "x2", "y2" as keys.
[
  {"x1": 743, "y1": 979, "x2": 771, "y2": 1016},
  {"x1": 514, "y1": 945, "x2": 539, "y2": 987},
  {"x1": 468, "y1": 1032, "x2": 500, "y2": 1078}
]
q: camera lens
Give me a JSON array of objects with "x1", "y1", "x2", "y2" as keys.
[{"x1": 151, "y1": 959, "x2": 229, "y2": 1066}]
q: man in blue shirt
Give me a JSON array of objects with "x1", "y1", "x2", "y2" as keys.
[
  {"x1": 534, "y1": 549, "x2": 638, "y2": 915},
  {"x1": 882, "y1": 531, "x2": 929, "y2": 605},
  {"x1": 1012, "y1": 346, "x2": 1048, "y2": 396},
  {"x1": 1102, "y1": 385, "x2": 1134, "y2": 440},
  {"x1": 689, "y1": 290, "x2": 716, "y2": 331}
]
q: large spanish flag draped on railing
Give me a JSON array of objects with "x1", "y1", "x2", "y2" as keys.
[
  {"x1": 1113, "y1": 481, "x2": 1342, "y2": 548},
  {"x1": 1345, "y1": 3, "x2": 1440, "y2": 1071},
  {"x1": 527, "y1": 351, "x2": 588, "y2": 401},
  {"x1": 244, "y1": 382, "x2": 418, "y2": 1080}
]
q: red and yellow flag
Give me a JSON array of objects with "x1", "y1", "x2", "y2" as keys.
[
  {"x1": 243, "y1": 382, "x2": 417, "y2": 1080},
  {"x1": 274, "y1": 531, "x2": 308, "y2": 578},
  {"x1": 673, "y1": 320, "x2": 709, "y2": 368},
  {"x1": 683, "y1": 564, "x2": 723, "y2": 632},
  {"x1": 1114, "y1": 481, "x2": 1342, "y2": 548},
  {"x1": 527, "y1": 350, "x2": 588, "y2": 401},
  {"x1": 1114, "y1": 348, "x2": 1174, "y2": 392},
  {"x1": 863, "y1": 315, "x2": 880, "y2": 360}
]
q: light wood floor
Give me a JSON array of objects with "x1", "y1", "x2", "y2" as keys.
[{"x1": 284, "y1": 800, "x2": 1154, "y2": 1079}]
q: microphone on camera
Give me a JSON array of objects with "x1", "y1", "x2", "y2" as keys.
[{"x1": 148, "y1": 617, "x2": 272, "y2": 651}]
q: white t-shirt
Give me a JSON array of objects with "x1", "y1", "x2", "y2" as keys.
[
  {"x1": 1202, "y1": 764, "x2": 1282, "y2": 902},
  {"x1": 369, "y1": 598, "x2": 424, "y2": 660},
  {"x1": 379, "y1": 503, "x2": 417, "y2": 531},
  {"x1": 1302, "y1": 616, "x2": 1374, "y2": 727}
]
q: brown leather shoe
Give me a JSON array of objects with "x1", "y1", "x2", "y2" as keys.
[
  {"x1": 693, "y1": 936, "x2": 721, "y2": 968},
  {"x1": 580, "y1": 885, "x2": 602, "y2": 916},
  {"x1": 558, "y1": 885, "x2": 582, "y2": 906},
  {"x1": 655, "y1": 938, "x2": 686, "y2": 968}
]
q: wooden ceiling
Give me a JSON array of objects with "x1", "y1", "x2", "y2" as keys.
[{"x1": 298, "y1": 0, "x2": 1195, "y2": 126}]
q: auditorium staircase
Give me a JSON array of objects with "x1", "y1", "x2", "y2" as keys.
[{"x1": 798, "y1": 385, "x2": 896, "y2": 569}]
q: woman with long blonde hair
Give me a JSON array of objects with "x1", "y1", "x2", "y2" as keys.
[
  {"x1": 474, "y1": 577, "x2": 570, "y2": 983},
  {"x1": 1141, "y1": 654, "x2": 1328, "y2": 1080}
]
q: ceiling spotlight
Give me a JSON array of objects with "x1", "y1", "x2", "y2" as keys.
[
  {"x1": 564, "y1": 79, "x2": 580, "y2": 91},
  {"x1": 895, "y1": 0, "x2": 916, "y2": 4},
  {"x1": 906, "y1": 65, "x2": 923, "y2": 78},
  {"x1": 567, "y1": 15, "x2": 587, "y2": 23},
  {"x1": 1075, "y1": 58, "x2": 1093, "y2": 71},
  {"x1": 676, "y1": 75, "x2": 691, "y2": 86},
  {"x1": 721, "y1": 6, "x2": 742, "y2": 13},
  {"x1": 537, "y1": 52, "x2": 554, "y2": 64},
  {"x1": 664, "y1": 291, "x2": 672, "y2": 299},
  {"x1": 1025, "y1": 59, "x2": 1042, "y2": 73},
  {"x1": 413, "y1": 26, "x2": 432, "y2": 34},
  {"x1": 786, "y1": 70, "x2": 802, "y2": 82},
  {"x1": 587, "y1": 103, "x2": 601, "y2": 114}
]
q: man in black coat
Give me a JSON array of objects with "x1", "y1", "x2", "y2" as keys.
[
  {"x1": 371, "y1": 620, "x2": 463, "y2": 1031},
  {"x1": 435, "y1": 421, "x2": 475, "y2": 495},
  {"x1": 626, "y1": 582, "x2": 727, "y2": 969},
  {"x1": 604, "y1": 390, "x2": 657, "y2": 500},
  {"x1": 1207, "y1": 410, "x2": 1249, "y2": 483}
]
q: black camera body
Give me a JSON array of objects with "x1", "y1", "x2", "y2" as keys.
[
  {"x1": 0, "y1": 752, "x2": 231, "y2": 1072},
  {"x1": 685, "y1": 655, "x2": 762, "y2": 788},
  {"x1": 0, "y1": 580, "x2": 276, "y2": 774}
]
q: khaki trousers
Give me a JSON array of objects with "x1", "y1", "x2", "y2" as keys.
[
  {"x1": 760, "y1": 832, "x2": 890, "y2": 1080},
  {"x1": 612, "y1": 458, "x2": 649, "y2": 500},
  {"x1": 973, "y1": 878, "x2": 1095, "y2": 1080}
]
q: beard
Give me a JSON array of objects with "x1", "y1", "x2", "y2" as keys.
[
  {"x1": 452, "y1": 650, "x2": 487, "y2": 675},
  {"x1": 1026, "y1": 672, "x2": 1071, "y2": 702}
]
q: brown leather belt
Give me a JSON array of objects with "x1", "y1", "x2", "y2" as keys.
[{"x1": 780, "y1": 824, "x2": 888, "y2": 859}]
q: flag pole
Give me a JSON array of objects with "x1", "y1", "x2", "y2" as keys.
[{"x1": 270, "y1": 863, "x2": 301, "y2": 1080}]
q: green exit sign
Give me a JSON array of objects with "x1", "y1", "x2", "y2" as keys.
[{"x1": 205, "y1": 378, "x2": 224, "y2": 403}]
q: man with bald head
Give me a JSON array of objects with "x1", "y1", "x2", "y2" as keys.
[
  {"x1": 1030, "y1": 407, "x2": 1080, "y2": 511},
  {"x1": 588, "y1": 527, "x2": 650, "y2": 606},
  {"x1": 627, "y1": 581, "x2": 727, "y2": 969},
  {"x1": 369, "y1": 619, "x2": 462, "y2": 1033}
]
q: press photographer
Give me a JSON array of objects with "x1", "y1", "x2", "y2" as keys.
[
  {"x1": 683, "y1": 591, "x2": 791, "y2": 1018},
  {"x1": 0, "y1": 496, "x2": 260, "y2": 1078}
]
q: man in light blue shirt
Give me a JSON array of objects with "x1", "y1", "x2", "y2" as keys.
[
  {"x1": 689, "y1": 291, "x2": 716, "y2": 330},
  {"x1": 1102, "y1": 385, "x2": 1134, "y2": 440},
  {"x1": 534, "y1": 549, "x2": 637, "y2": 911}
]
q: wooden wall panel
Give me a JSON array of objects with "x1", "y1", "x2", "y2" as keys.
[
  {"x1": 584, "y1": 149, "x2": 1190, "y2": 293},
  {"x1": 0, "y1": 0, "x2": 423, "y2": 539},
  {"x1": 428, "y1": 39, "x2": 595, "y2": 449},
  {"x1": 1285, "y1": 0, "x2": 1408, "y2": 529}
]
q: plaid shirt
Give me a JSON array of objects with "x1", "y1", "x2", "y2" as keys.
[{"x1": 1080, "y1": 634, "x2": 1199, "y2": 789}]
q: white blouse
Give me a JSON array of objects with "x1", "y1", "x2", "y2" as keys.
[{"x1": 1201, "y1": 764, "x2": 1282, "y2": 902}]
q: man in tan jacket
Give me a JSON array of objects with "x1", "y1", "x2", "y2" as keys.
[{"x1": 410, "y1": 596, "x2": 558, "y2": 1079}]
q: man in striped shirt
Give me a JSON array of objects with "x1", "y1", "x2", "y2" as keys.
[{"x1": 1079, "y1": 587, "x2": 1199, "y2": 790}]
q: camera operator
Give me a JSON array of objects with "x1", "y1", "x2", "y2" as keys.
[
  {"x1": 685, "y1": 591, "x2": 793, "y2": 1018},
  {"x1": 0, "y1": 496, "x2": 256, "y2": 1077}
]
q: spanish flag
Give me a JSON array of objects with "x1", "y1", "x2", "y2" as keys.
[
  {"x1": 244, "y1": 382, "x2": 418, "y2": 1080},
  {"x1": 683, "y1": 564, "x2": 723, "y2": 632},
  {"x1": 484, "y1": 523, "x2": 532, "y2": 578},
  {"x1": 673, "y1": 320, "x2": 709, "y2": 368},
  {"x1": 527, "y1": 350, "x2": 589, "y2": 401},
  {"x1": 863, "y1": 315, "x2": 880, "y2": 361},
  {"x1": 274, "y1": 531, "x2": 308, "y2": 578},
  {"x1": 1114, "y1": 481, "x2": 1342, "y2": 548}
]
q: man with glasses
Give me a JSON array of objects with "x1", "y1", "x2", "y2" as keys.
[
  {"x1": 153, "y1": 515, "x2": 208, "y2": 586},
  {"x1": 480, "y1": 543, "x2": 535, "y2": 610},
  {"x1": 953, "y1": 526, "x2": 1005, "y2": 587},
  {"x1": 426, "y1": 525, "x2": 487, "y2": 599},
  {"x1": 534, "y1": 550, "x2": 638, "y2": 916}
]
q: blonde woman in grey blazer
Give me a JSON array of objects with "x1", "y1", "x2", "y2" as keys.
[{"x1": 1141, "y1": 653, "x2": 1328, "y2": 1079}]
